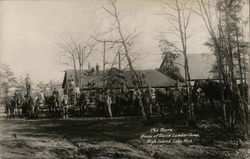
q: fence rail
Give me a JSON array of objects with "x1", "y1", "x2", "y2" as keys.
[{"x1": 65, "y1": 78, "x2": 248, "y2": 91}]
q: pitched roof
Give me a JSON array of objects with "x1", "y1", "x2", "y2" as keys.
[
  {"x1": 185, "y1": 54, "x2": 216, "y2": 79},
  {"x1": 160, "y1": 53, "x2": 216, "y2": 80},
  {"x1": 62, "y1": 69, "x2": 177, "y2": 89}
]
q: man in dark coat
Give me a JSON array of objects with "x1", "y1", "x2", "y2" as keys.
[
  {"x1": 78, "y1": 91, "x2": 87, "y2": 117},
  {"x1": 25, "y1": 74, "x2": 31, "y2": 95},
  {"x1": 96, "y1": 63, "x2": 100, "y2": 73},
  {"x1": 52, "y1": 88, "x2": 60, "y2": 106}
]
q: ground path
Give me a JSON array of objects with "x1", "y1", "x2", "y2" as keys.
[{"x1": 0, "y1": 105, "x2": 249, "y2": 159}]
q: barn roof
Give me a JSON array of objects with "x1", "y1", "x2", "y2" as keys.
[
  {"x1": 62, "y1": 69, "x2": 177, "y2": 89},
  {"x1": 160, "y1": 53, "x2": 216, "y2": 81},
  {"x1": 183, "y1": 54, "x2": 216, "y2": 79}
]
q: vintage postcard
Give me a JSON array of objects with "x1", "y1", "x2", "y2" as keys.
[{"x1": 0, "y1": 0, "x2": 249, "y2": 158}]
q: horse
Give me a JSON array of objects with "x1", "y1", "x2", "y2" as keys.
[
  {"x1": 238, "y1": 83, "x2": 249, "y2": 103},
  {"x1": 113, "y1": 89, "x2": 139, "y2": 117},
  {"x1": 116, "y1": 91, "x2": 129, "y2": 116},
  {"x1": 35, "y1": 93, "x2": 46, "y2": 117},
  {"x1": 192, "y1": 79, "x2": 248, "y2": 124},
  {"x1": 61, "y1": 94, "x2": 69, "y2": 119},
  {"x1": 192, "y1": 80, "x2": 208, "y2": 111},
  {"x1": 155, "y1": 88, "x2": 168, "y2": 120},
  {"x1": 141, "y1": 90, "x2": 154, "y2": 120},
  {"x1": 132, "y1": 89, "x2": 146, "y2": 117},
  {"x1": 177, "y1": 88, "x2": 188, "y2": 114},
  {"x1": 166, "y1": 88, "x2": 185, "y2": 117},
  {"x1": 94, "y1": 92, "x2": 112, "y2": 117},
  {"x1": 44, "y1": 95, "x2": 58, "y2": 118},
  {"x1": 68, "y1": 88, "x2": 77, "y2": 105},
  {"x1": 191, "y1": 79, "x2": 246, "y2": 114},
  {"x1": 125, "y1": 90, "x2": 139, "y2": 116},
  {"x1": 150, "y1": 88, "x2": 158, "y2": 113},
  {"x1": 76, "y1": 92, "x2": 88, "y2": 117},
  {"x1": 192, "y1": 79, "x2": 231, "y2": 110},
  {"x1": 13, "y1": 92, "x2": 24, "y2": 117},
  {"x1": 109, "y1": 91, "x2": 118, "y2": 116},
  {"x1": 105, "y1": 94, "x2": 112, "y2": 117},
  {"x1": 4, "y1": 96, "x2": 15, "y2": 118},
  {"x1": 22, "y1": 95, "x2": 36, "y2": 118}
]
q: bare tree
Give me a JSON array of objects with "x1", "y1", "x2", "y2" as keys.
[
  {"x1": 158, "y1": 0, "x2": 194, "y2": 121},
  {"x1": 0, "y1": 64, "x2": 17, "y2": 96},
  {"x1": 15, "y1": 76, "x2": 26, "y2": 92},
  {"x1": 92, "y1": 0, "x2": 142, "y2": 87},
  {"x1": 70, "y1": 38, "x2": 97, "y2": 87},
  {"x1": 195, "y1": 0, "x2": 248, "y2": 132},
  {"x1": 37, "y1": 80, "x2": 61, "y2": 95},
  {"x1": 55, "y1": 36, "x2": 96, "y2": 88},
  {"x1": 55, "y1": 37, "x2": 78, "y2": 86},
  {"x1": 194, "y1": 0, "x2": 229, "y2": 126}
]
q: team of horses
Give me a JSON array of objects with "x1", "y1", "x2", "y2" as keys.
[
  {"x1": 3, "y1": 92, "x2": 57, "y2": 119},
  {"x1": 192, "y1": 79, "x2": 248, "y2": 108},
  {"x1": 3, "y1": 88, "x2": 187, "y2": 120},
  {"x1": 3, "y1": 79, "x2": 248, "y2": 120}
]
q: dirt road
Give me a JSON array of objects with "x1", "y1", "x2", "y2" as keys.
[{"x1": 0, "y1": 105, "x2": 249, "y2": 159}]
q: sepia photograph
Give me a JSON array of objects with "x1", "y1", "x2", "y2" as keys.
[{"x1": 0, "y1": 0, "x2": 249, "y2": 158}]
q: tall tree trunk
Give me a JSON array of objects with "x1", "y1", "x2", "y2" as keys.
[
  {"x1": 175, "y1": 0, "x2": 193, "y2": 121},
  {"x1": 116, "y1": 14, "x2": 141, "y2": 87},
  {"x1": 235, "y1": 24, "x2": 244, "y2": 96},
  {"x1": 72, "y1": 56, "x2": 78, "y2": 87}
]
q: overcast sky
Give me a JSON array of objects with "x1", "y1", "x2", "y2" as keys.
[{"x1": 0, "y1": 0, "x2": 249, "y2": 84}]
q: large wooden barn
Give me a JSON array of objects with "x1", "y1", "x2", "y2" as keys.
[{"x1": 62, "y1": 69, "x2": 177, "y2": 91}]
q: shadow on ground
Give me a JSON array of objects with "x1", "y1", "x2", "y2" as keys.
[
  {"x1": 3, "y1": 117, "x2": 162, "y2": 142},
  {"x1": 0, "y1": 115, "x2": 249, "y2": 159}
]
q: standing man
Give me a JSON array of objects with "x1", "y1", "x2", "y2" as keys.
[
  {"x1": 176, "y1": 79, "x2": 182, "y2": 91},
  {"x1": 25, "y1": 74, "x2": 31, "y2": 96},
  {"x1": 79, "y1": 90, "x2": 87, "y2": 117},
  {"x1": 144, "y1": 85, "x2": 153, "y2": 119},
  {"x1": 121, "y1": 82, "x2": 128, "y2": 93},
  {"x1": 68, "y1": 75, "x2": 74, "y2": 86},
  {"x1": 88, "y1": 62, "x2": 91, "y2": 71},
  {"x1": 69, "y1": 77, "x2": 76, "y2": 105},
  {"x1": 37, "y1": 90, "x2": 45, "y2": 108},
  {"x1": 96, "y1": 63, "x2": 100, "y2": 73},
  {"x1": 13, "y1": 90, "x2": 19, "y2": 116},
  {"x1": 105, "y1": 91, "x2": 112, "y2": 117},
  {"x1": 52, "y1": 88, "x2": 59, "y2": 106},
  {"x1": 135, "y1": 88, "x2": 145, "y2": 117}
]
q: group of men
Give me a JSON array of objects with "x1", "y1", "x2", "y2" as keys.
[
  {"x1": 62, "y1": 75, "x2": 159, "y2": 118},
  {"x1": 4, "y1": 72, "x2": 186, "y2": 119},
  {"x1": 93, "y1": 84, "x2": 157, "y2": 118},
  {"x1": 4, "y1": 88, "x2": 36, "y2": 118},
  {"x1": 62, "y1": 73, "x2": 188, "y2": 119}
]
